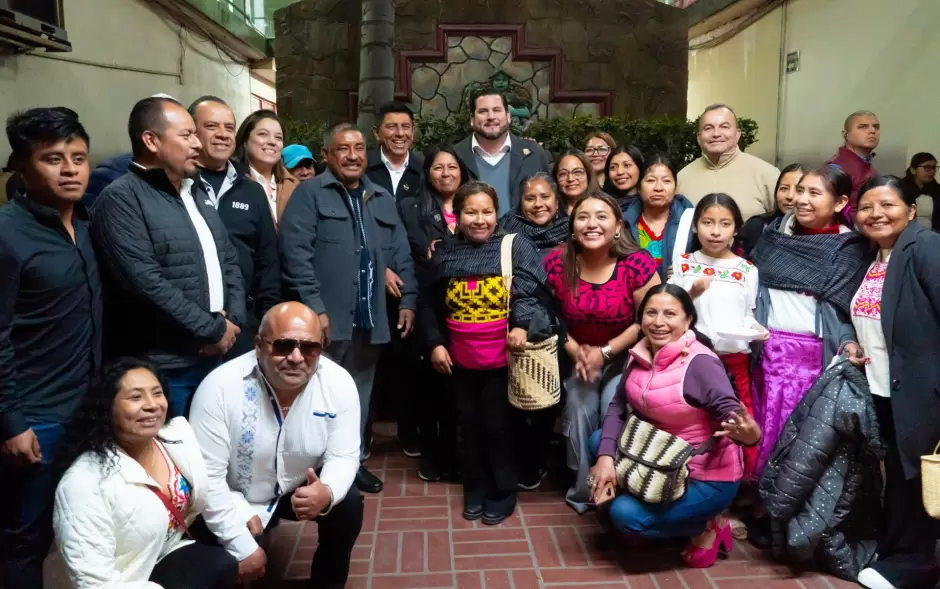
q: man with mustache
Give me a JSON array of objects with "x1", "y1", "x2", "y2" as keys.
[
  {"x1": 677, "y1": 104, "x2": 780, "y2": 222},
  {"x1": 453, "y1": 89, "x2": 550, "y2": 216},
  {"x1": 827, "y1": 110, "x2": 880, "y2": 212},
  {"x1": 189, "y1": 302, "x2": 363, "y2": 588},
  {"x1": 91, "y1": 96, "x2": 246, "y2": 416},
  {"x1": 189, "y1": 96, "x2": 281, "y2": 357},
  {"x1": 0, "y1": 107, "x2": 101, "y2": 589},
  {"x1": 280, "y1": 123, "x2": 417, "y2": 494}
]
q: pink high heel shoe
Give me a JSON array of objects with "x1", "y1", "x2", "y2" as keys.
[{"x1": 681, "y1": 518, "x2": 733, "y2": 568}]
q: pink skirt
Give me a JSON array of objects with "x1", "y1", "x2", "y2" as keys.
[
  {"x1": 446, "y1": 318, "x2": 508, "y2": 371},
  {"x1": 751, "y1": 329, "x2": 823, "y2": 475}
]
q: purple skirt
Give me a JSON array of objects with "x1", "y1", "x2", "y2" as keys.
[{"x1": 751, "y1": 329, "x2": 823, "y2": 474}]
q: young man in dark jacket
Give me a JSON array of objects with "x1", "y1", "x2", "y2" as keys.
[
  {"x1": 92, "y1": 96, "x2": 246, "y2": 416},
  {"x1": 0, "y1": 107, "x2": 101, "y2": 589},
  {"x1": 280, "y1": 123, "x2": 417, "y2": 493},
  {"x1": 189, "y1": 96, "x2": 281, "y2": 357},
  {"x1": 365, "y1": 101, "x2": 425, "y2": 457},
  {"x1": 453, "y1": 90, "x2": 550, "y2": 215}
]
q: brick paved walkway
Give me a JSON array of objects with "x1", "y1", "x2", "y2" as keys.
[{"x1": 264, "y1": 431, "x2": 857, "y2": 589}]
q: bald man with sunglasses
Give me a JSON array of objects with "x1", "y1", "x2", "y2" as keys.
[{"x1": 188, "y1": 302, "x2": 363, "y2": 588}]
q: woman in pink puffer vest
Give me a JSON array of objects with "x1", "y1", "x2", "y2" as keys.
[{"x1": 588, "y1": 284, "x2": 761, "y2": 568}]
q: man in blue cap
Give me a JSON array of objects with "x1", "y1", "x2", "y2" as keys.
[{"x1": 282, "y1": 144, "x2": 317, "y2": 181}]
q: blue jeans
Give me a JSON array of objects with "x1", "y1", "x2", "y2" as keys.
[
  {"x1": 588, "y1": 430, "x2": 739, "y2": 538},
  {"x1": 165, "y1": 359, "x2": 219, "y2": 417},
  {"x1": 0, "y1": 422, "x2": 66, "y2": 589}
]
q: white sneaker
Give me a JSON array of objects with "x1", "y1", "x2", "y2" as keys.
[{"x1": 858, "y1": 568, "x2": 898, "y2": 589}]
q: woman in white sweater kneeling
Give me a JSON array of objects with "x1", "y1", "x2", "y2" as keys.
[{"x1": 45, "y1": 358, "x2": 237, "y2": 589}]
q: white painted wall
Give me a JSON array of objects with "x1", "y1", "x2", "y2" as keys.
[
  {"x1": 0, "y1": 0, "x2": 260, "y2": 165},
  {"x1": 688, "y1": 6, "x2": 783, "y2": 163},
  {"x1": 687, "y1": 0, "x2": 940, "y2": 175}
]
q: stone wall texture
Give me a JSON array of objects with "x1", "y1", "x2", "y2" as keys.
[{"x1": 275, "y1": 0, "x2": 688, "y2": 124}]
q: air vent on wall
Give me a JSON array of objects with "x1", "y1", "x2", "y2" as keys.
[{"x1": 0, "y1": 0, "x2": 72, "y2": 54}]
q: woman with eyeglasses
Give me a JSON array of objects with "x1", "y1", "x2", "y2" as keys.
[
  {"x1": 45, "y1": 358, "x2": 238, "y2": 589},
  {"x1": 584, "y1": 132, "x2": 617, "y2": 189},
  {"x1": 554, "y1": 149, "x2": 600, "y2": 215},
  {"x1": 899, "y1": 152, "x2": 940, "y2": 230}
]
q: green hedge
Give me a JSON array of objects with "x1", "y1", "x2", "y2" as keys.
[{"x1": 283, "y1": 115, "x2": 758, "y2": 167}]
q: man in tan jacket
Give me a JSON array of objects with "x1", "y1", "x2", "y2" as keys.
[{"x1": 677, "y1": 104, "x2": 780, "y2": 221}]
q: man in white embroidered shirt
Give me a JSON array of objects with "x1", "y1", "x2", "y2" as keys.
[{"x1": 189, "y1": 302, "x2": 363, "y2": 587}]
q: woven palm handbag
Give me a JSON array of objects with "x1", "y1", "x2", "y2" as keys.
[
  {"x1": 614, "y1": 412, "x2": 715, "y2": 505},
  {"x1": 499, "y1": 234, "x2": 561, "y2": 411}
]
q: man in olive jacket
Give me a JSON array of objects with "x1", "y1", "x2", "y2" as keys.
[{"x1": 280, "y1": 123, "x2": 416, "y2": 494}]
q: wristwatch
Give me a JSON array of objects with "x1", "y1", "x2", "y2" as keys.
[{"x1": 600, "y1": 345, "x2": 614, "y2": 362}]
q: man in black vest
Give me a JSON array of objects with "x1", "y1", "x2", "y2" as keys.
[
  {"x1": 453, "y1": 90, "x2": 550, "y2": 216},
  {"x1": 365, "y1": 102, "x2": 425, "y2": 457}
]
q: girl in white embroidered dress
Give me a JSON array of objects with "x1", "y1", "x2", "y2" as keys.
[{"x1": 668, "y1": 193, "x2": 767, "y2": 480}]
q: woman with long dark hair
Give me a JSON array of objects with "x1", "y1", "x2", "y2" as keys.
[
  {"x1": 589, "y1": 284, "x2": 758, "y2": 568},
  {"x1": 47, "y1": 358, "x2": 237, "y2": 589},
  {"x1": 739, "y1": 163, "x2": 806, "y2": 258},
  {"x1": 623, "y1": 154, "x2": 694, "y2": 280},
  {"x1": 419, "y1": 181, "x2": 552, "y2": 524},
  {"x1": 604, "y1": 145, "x2": 645, "y2": 215},
  {"x1": 499, "y1": 172, "x2": 569, "y2": 257},
  {"x1": 544, "y1": 193, "x2": 660, "y2": 513},
  {"x1": 233, "y1": 109, "x2": 298, "y2": 223},
  {"x1": 396, "y1": 145, "x2": 468, "y2": 481}
]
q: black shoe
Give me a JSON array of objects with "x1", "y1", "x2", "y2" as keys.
[
  {"x1": 402, "y1": 441, "x2": 422, "y2": 458},
  {"x1": 482, "y1": 492, "x2": 517, "y2": 526},
  {"x1": 746, "y1": 515, "x2": 772, "y2": 549},
  {"x1": 462, "y1": 488, "x2": 485, "y2": 520},
  {"x1": 355, "y1": 465, "x2": 384, "y2": 493},
  {"x1": 517, "y1": 469, "x2": 547, "y2": 491},
  {"x1": 418, "y1": 459, "x2": 441, "y2": 482}
]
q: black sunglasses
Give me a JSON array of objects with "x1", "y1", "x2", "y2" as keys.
[{"x1": 262, "y1": 337, "x2": 323, "y2": 358}]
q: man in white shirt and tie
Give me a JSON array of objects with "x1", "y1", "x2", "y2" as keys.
[{"x1": 189, "y1": 302, "x2": 363, "y2": 588}]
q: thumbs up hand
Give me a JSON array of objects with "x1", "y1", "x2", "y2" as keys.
[{"x1": 291, "y1": 467, "x2": 331, "y2": 521}]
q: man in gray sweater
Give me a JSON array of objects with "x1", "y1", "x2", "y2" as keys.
[{"x1": 453, "y1": 90, "x2": 550, "y2": 217}]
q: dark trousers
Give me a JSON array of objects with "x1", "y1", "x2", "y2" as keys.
[
  {"x1": 190, "y1": 487, "x2": 364, "y2": 588},
  {"x1": 268, "y1": 487, "x2": 365, "y2": 588},
  {"x1": 515, "y1": 404, "x2": 559, "y2": 482},
  {"x1": 871, "y1": 396, "x2": 940, "y2": 588},
  {"x1": 416, "y1": 361, "x2": 458, "y2": 467},
  {"x1": 149, "y1": 542, "x2": 238, "y2": 589},
  {"x1": 164, "y1": 358, "x2": 219, "y2": 417},
  {"x1": 373, "y1": 296, "x2": 419, "y2": 446},
  {"x1": 451, "y1": 366, "x2": 517, "y2": 497},
  {"x1": 0, "y1": 422, "x2": 65, "y2": 589}
]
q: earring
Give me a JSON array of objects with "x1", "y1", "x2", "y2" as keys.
[{"x1": 614, "y1": 232, "x2": 621, "y2": 239}]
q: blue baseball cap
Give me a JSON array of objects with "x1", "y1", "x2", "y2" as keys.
[{"x1": 282, "y1": 144, "x2": 315, "y2": 169}]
